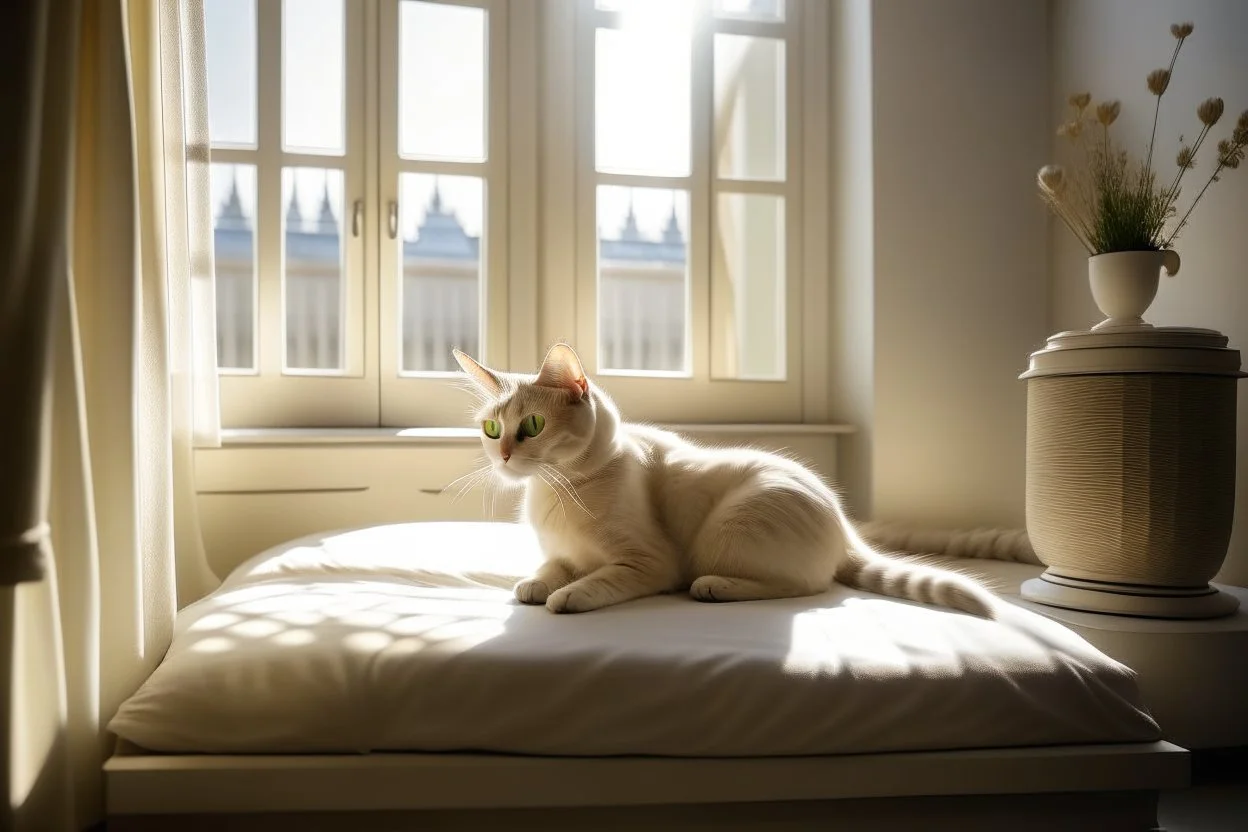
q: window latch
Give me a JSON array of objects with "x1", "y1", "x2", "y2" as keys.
[
  {"x1": 351, "y1": 199, "x2": 363, "y2": 237},
  {"x1": 387, "y1": 200, "x2": 398, "y2": 239}
]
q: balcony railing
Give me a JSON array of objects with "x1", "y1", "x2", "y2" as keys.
[{"x1": 216, "y1": 265, "x2": 685, "y2": 376}]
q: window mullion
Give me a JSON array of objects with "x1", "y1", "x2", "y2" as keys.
[
  {"x1": 363, "y1": 0, "x2": 382, "y2": 421},
  {"x1": 338, "y1": 0, "x2": 367, "y2": 381},
  {"x1": 538, "y1": 0, "x2": 579, "y2": 358},
  {"x1": 690, "y1": 1, "x2": 713, "y2": 381},
  {"x1": 484, "y1": 0, "x2": 510, "y2": 373},
  {"x1": 797, "y1": 0, "x2": 828, "y2": 422},
  {"x1": 255, "y1": 0, "x2": 283, "y2": 379},
  {"x1": 782, "y1": 0, "x2": 802, "y2": 394},
  {"x1": 394, "y1": 159, "x2": 490, "y2": 177},
  {"x1": 506, "y1": 0, "x2": 539, "y2": 375},
  {"x1": 711, "y1": 17, "x2": 784, "y2": 38},
  {"x1": 573, "y1": 0, "x2": 598, "y2": 371},
  {"x1": 376, "y1": 0, "x2": 401, "y2": 420},
  {"x1": 208, "y1": 147, "x2": 261, "y2": 165}
]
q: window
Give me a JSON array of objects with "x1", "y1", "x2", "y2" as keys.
[
  {"x1": 568, "y1": 0, "x2": 803, "y2": 422},
  {"x1": 376, "y1": 0, "x2": 510, "y2": 426},
  {"x1": 207, "y1": 0, "x2": 373, "y2": 426},
  {"x1": 204, "y1": 0, "x2": 827, "y2": 428}
]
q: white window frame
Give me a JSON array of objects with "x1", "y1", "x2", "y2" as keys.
[
  {"x1": 376, "y1": 0, "x2": 512, "y2": 427},
  {"x1": 216, "y1": 0, "x2": 374, "y2": 428},
  {"x1": 213, "y1": 0, "x2": 830, "y2": 429},
  {"x1": 541, "y1": 0, "x2": 830, "y2": 424}
]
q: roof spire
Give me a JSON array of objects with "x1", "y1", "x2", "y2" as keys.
[
  {"x1": 286, "y1": 180, "x2": 303, "y2": 231},
  {"x1": 315, "y1": 180, "x2": 338, "y2": 234},
  {"x1": 430, "y1": 178, "x2": 444, "y2": 214},
  {"x1": 216, "y1": 170, "x2": 248, "y2": 231},
  {"x1": 620, "y1": 195, "x2": 642, "y2": 242},
  {"x1": 661, "y1": 197, "x2": 683, "y2": 245},
  {"x1": 406, "y1": 184, "x2": 479, "y2": 260}
]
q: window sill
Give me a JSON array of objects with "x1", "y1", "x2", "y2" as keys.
[{"x1": 218, "y1": 423, "x2": 856, "y2": 448}]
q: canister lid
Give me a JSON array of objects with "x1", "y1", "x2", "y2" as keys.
[{"x1": 1020, "y1": 325, "x2": 1247, "y2": 379}]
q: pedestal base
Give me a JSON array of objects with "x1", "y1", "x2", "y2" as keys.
[{"x1": 1021, "y1": 571, "x2": 1241, "y2": 620}]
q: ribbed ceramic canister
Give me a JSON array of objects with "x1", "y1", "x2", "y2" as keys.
[{"x1": 1021, "y1": 326, "x2": 1245, "y2": 588}]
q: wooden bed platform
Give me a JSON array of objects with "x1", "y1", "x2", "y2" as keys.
[{"x1": 105, "y1": 739, "x2": 1189, "y2": 831}]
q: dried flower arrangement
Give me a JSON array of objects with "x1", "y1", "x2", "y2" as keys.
[{"x1": 1037, "y1": 22, "x2": 1248, "y2": 255}]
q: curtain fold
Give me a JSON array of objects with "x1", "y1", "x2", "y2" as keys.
[
  {"x1": 3, "y1": 1, "x2": 223, "y2": 827},
  {"x1": 1, "y1": 0, "x2": 83, "y2": 827}
]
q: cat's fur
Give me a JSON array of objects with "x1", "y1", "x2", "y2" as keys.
[{"x1": 454, "y1": 343, "x2": 1002, "y2": 618}]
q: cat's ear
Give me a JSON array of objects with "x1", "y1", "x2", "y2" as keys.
[
  {"x1": 535, "y1": 343, "x2": 589, "y2": 402},
  {"x1": 452, "y1": 349, "x2": 503, "y2": 397}
]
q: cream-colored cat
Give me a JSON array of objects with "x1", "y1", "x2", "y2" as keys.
[{"x1": 454, "y1": 343, "x2": 1008, "y2": 618}]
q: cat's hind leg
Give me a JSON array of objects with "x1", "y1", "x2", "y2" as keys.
[
  {"x1": 689, "y1": 575, "x2": 813, "y2": 602},
  {"x1": 688, "y1": 479, "x2": 837, "y2": 603}
]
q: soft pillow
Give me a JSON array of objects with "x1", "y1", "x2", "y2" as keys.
[{"x1": 109, "y1": 521, "x2": 1160, "y2": 756}]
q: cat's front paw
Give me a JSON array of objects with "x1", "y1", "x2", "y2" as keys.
[
  {"x1": 514, "y1": 578, "x2": 551, "y2": 605},
  {"x1": 546, "y1": 585, "x2": 599, "y2": 614}
]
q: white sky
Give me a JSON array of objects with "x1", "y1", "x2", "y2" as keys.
[{"x1": 202, "y1": 0, "x2": 741, "y2": 244}]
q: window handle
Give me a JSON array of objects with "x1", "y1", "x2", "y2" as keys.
[
  {"x1": 351, "y1": 199, "x2": 363, "y2": 237},
  {"x1": 387, "y1": 200, "x2": 398, "y2": 239}
]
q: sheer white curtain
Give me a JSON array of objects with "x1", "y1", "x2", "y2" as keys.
[{"x1": 1, "y1": 0, "x2": 221, "y2": 828}]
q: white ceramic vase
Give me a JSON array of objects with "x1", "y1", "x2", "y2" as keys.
[{"x1": 1088, "y1": 249, "x2": 1180, "y2": 330}]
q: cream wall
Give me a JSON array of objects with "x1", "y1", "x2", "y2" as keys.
[
  {"x1": 831, "y1": 0, "x2": 1052, "y2": 527},
  {"x1": 1050, "y1": 0, "x2": 1248, "y2": 586},
  {"x1": 826, "y1": 0, "x2": 875, "y2": 518}
]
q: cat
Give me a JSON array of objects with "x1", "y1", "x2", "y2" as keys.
[{"x1": 453, "y1": 342, "x2": 1014, "y2": 619}]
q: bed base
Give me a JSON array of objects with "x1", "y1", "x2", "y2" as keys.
[
  {"x1": 109, "y1": 791, "x2": 1164, "y2": 832},
  {"x1": 106, "y1": 740, "x2": 1187, "y2": 831}
]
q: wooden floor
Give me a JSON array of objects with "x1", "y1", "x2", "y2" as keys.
[{"x1": 1158, "y1": 748, "x2": 1248, "y2": 832}]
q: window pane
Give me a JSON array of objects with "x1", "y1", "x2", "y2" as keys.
[
  {"x1": 283, "y1": 167, "x2": 345, "y2": 371},
  {"x1": 211, "y1": 163, "x2": 257, "y2": 371},
  {"x1": 714, "y1": 0, "x2": 785, "y2": 22},
  {"x1": 398, "y1": 174, "x2": 483, "y2": 374},
  {"x1": 596, "y1": 0, "x2": 698, "y2": 29},
  {"x1": 283, "y1": 0, "x2": 345, "y2": 154},
  {"x1": 715, "y1": 34, "x2": 785, "y2": 181},
  {"x1": 204, "y1": 0, "x2": 257, "y2": 146},
  {"x1": 598, "y1": 186, "x2": 688, "y2": 374},
  {"x1": 596, "y1": 27, "x2": 691, "y2": 177},
  {"x1": 712, "y1": 193, "x2": 784, "y2": 380},
  {"x1": 399, "y1": 1, "x2": 486, "y2": 162}
]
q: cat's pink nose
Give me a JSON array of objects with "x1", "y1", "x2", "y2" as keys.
[{"x1": 501, "y1": 451, "x2": 511, "y2": 463}]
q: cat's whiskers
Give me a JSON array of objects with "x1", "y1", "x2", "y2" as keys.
[
  {"x1": 539, "y1": 463, "x2": 594, "y2": 518},
  {"x1": 485, "y1": 474, "x2": 519, "y2": 520},
  {"x1": 444, "y1": 461, "x2": 493, "y2": 504},
  {"x1": 535, "y1": 469, "x2": 569, "y2": 522},
  {"x1": 450, "y1": 377, "x2": 492, "y2": 413},
  {"x1": 544, "y1": 459, "x2": 591, "y2": 511},
  {"x1": 545, "y1": 479, "x2": 583, "y2": 522},
  {"x1": 480, "y1": 469, "x2": 508, "y2": 520},
  {"x1": 448, "y1": 470, "x2": 491, "y2": 504},
  {"x1": 444, "y1": 457, "x2": 490, "y2": 490}
]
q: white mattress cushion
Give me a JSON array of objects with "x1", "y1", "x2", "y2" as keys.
[{"x1": 109, "y1": 522, "x2": 1161, "y2": 756}]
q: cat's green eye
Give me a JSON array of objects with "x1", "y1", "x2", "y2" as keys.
[
  {"x1": 519, "y1": 414, "x2": 545, "y2": 438},
  {"x1": 482, "y1": 419, "x2": 501, "y2": 439}
]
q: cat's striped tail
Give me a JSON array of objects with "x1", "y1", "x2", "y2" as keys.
[
  {"x1": 854, "y1": 521, "x2": 1040, "y2": 565},
  {"x1": 835, "y1": 549, "x2": 1000, "y2": 619}
]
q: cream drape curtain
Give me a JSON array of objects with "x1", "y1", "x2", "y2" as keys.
[{"x1": 2, "y1": 0, "x2": 222, "y2": 828}]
